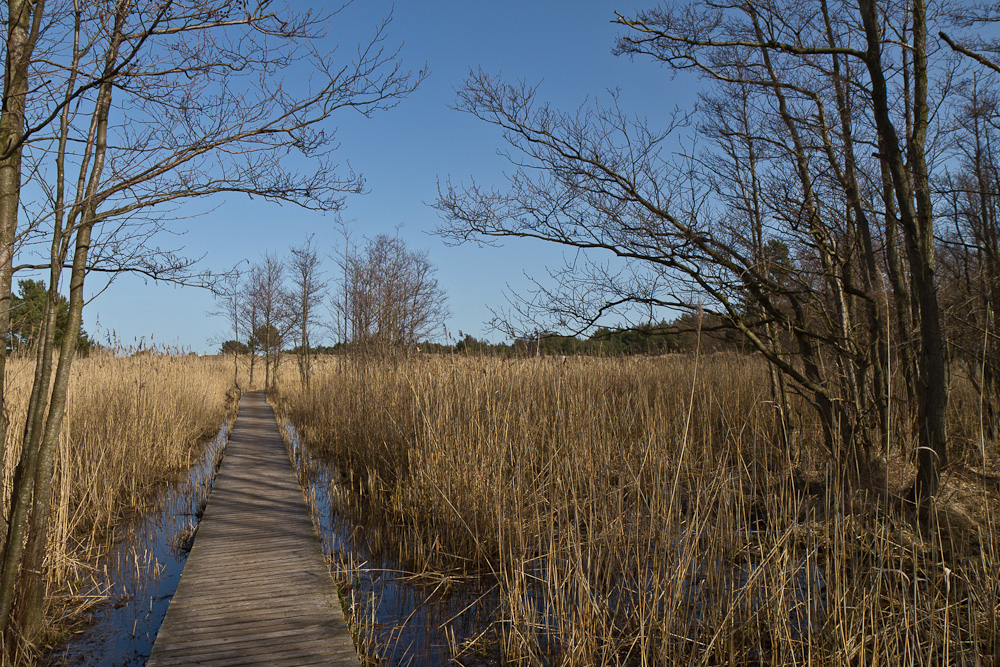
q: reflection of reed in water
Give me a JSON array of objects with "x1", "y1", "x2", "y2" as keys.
[
  {"x1": 1, "y1": 352, "x2": 237, "y2": 665},
  {"x1": 282, "y1": 419, "x2": 501, "y2": 667},
  {"x1": 48, "y1": 423, "x2": 229, "y2": 667},
  {"x1": 272, "y1": 355, "x2": 1000, "y2": 666}
]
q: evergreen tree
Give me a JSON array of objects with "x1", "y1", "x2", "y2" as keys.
[{"x1": 8, "y1": 279, "x2": 92, "y2": 353}]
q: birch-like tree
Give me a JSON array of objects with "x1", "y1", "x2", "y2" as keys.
[
  {"x1": 212, "y1": 269, "x2": 247, "y2": 391},
  {"x1": 288, "y1": 236, "x2": 326, "y2": 388},
  {"x1": 436, "y1": 0, "x2": 956, "y2": 502},
  {"x1": 0, "y1": 0, "x2": 423, "y2": 654},
  {"x1": 336, "y1": 233, "x2": 449, "y2": 353},
  {"x1": 248, "y1": 253, "x2": 291, "y2": 390}
]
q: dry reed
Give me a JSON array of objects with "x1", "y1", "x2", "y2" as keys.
[
  {"x1": 274, "y1": 353, "x2": 1000, "y2": 666},
  {"x1": 1, "y1": 350, "x2": 236, "y2": 646}
]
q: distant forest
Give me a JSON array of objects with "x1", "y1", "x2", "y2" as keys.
[{"x1": 265, "y1": 312, "x2": 741, "y2": 358}]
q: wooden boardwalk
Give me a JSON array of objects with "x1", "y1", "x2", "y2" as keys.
[{"x1": 147, "y1": 391, "x2": 358, "y2": 666}]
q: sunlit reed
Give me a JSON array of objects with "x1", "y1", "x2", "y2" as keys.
[
  {"x1": 1, "y1": 350, "x2": 236, "y2": 646},
  {"x1": 275, "y1": 353, "x2": 1000, "y2": 666}
]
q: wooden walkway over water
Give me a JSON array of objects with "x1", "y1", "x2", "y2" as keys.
[{"x1": 147, "y1": 392, "x2": 358, "y2": 666}]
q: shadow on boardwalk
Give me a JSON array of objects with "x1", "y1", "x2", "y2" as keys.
[{"x1": 147, "y1": 391, "x2": 358, "y2": 667}]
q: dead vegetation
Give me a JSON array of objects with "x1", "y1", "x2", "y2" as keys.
[
  {"x1": 274, "y1": 353, "x2": 1000, "y2": 666},
  {"x1": 0, "y1": 351, "x2": 235, "y2": 654}
]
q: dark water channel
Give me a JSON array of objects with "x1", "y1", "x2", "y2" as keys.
[
  {"x1": 282, "y1": 421, "x2": 502, "y2": 666},
  {"x1": 282, "y1": 421, "x2": 827, "y2": 666},
  {"x1": 45, "y1": 412, "x2": 826, "y2": 666},
  {"x1": 46, "y1": 423, "x2": 229, "y2": 667}
]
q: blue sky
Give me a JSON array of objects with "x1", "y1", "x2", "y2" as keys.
[{"x1": 82, "y1": 1, "x2": 697, "y2": 353}]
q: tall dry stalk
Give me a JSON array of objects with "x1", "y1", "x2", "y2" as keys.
[
  {"x1": 275, "y1": 353, "x2": 1000, "y2": 666},
  {"x1": 0, "y1": 350, "x2": 235, "y2": 649}
]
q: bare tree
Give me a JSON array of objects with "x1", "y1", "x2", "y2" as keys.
[
  {"x1": 330, "y1": 222, "x2": 355, "y2": 346},
  {"x1": 936, "y1": 79, "x2": 1000, "y2": 432},
  {"x1": 436, "y1": 0, "x2": 956, "y2": 502},
  {"x1": 0, "y1": 0, "x2": 46, "y2": 549},
  {"x1": 936, "y1": 2, "x2": 1000, "y2": 443},
  {"x1": 248, "y1": 253, "x2": 291, "y2": 391},
  {"x1": 288, "y1": 235, "x2": 327, "y2": 388},
  {"x1": 211, "y1": 268, "x2": 247, "y2": 391},
  {"x1": 0, "y1": 0, "x2": 424, "y2": 650},
  {"x1": 336, "y1": 233, "x2": 449, "y2": 353},
  {"x1": 244, "y1": 281, "x2": 261, "y2": 388}
]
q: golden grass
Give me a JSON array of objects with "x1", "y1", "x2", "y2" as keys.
[
  {"x1": 274, "y1": 353, "x2": 1000, "y2": 666},
  {"x1": 1, "y1": 351, "x2": 236, "y2": 638}
]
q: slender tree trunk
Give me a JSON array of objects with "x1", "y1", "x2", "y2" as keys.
[
  {"x1": 0, "y1": 0, "x2": 46, "y2": 552},
  {"x1": 765, "y1": 323, "x2": 792, "y2": 453},
  {"x1": 2, "y1": 1, "x2": 118, "y2": 639},
  {"x1": 264, "y1": 345, "x2": 271, "y2": 390},
  {"x1": 272, "y1": 348, "x2": 281, "y2": 390},
  {"x1": 0, "y1": 303, "x2": 56, "y2": 650},
  {"x1": 859, "y1": 0, "x2": 948, "y2": 502},
  {"x1": 881, "y1": 160, "x2": 918, "y2": 424},
  {"x1": 15, "y1": 218, "x2": 95, "y2": 640},
  {"x1": 232, "y1": 351, "x2": 240, "y2": 391},
  {"x1": 300, "y1": 299, "x2": 310, "y2": 389}
]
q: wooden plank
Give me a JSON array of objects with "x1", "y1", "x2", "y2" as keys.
[{"x1": 147, "y1": 391, "x2": 359, "y2": 666}]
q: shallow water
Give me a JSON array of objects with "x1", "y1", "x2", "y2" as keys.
[
  {"x1": 283, "y1": 421, "x2": 828, "y2": 666},
  {"x1": 283, "y1": 420, "x2": 501, "y2": 666},
  {"x1": 46, "y1": 423, "x2": 229, "y2": 667}
]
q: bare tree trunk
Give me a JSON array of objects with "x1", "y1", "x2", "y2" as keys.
[
  {"x1": 1, "y1": 2, "x2": 117, "y2": 641},
  {"x1": 264, "y1": 345, "x2": 271, "y2": 390},
  {"x1": 859, "y1": 0, "x2": 947, "y2": 502},
  {"x1": 0, "y1": 0, "x2": 46, "y2": 551},
  {"x1": 881, "y1": 160, "x2": 919, "y2": 428},
  {"x1": 15, "y1": 217, "x2": 94, "y2": 641},
  {"x1": 233, "y1": 350, "x2": 240, "y2": 391},
  {"x1": 290, "y1": 236, "x2": 324, "y2": 390}
]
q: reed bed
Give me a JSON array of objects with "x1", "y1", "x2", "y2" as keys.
[
  {"x1": 0, "y1": 351, "x2": 236, "y2": 643},
  {"x1": 274, "y1": 353, "x2": 1000, "y2": 666}
]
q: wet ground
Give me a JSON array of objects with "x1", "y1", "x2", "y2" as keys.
[
  {"x1": 47, "y1": 424, "x2": 229, "y2": 667},
  {"x1": 47, "y1": 417, "x2": 499, "y2": 667},
  {"x1": 284, "y1": 421, "x2": 502, "y2": 666},
  {"x1": 44, "y1": 414, "x2": 823, "y2": 666}
]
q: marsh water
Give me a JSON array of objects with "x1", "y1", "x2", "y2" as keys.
[
  {"x1": 46, "y1": 414, "x2": 823, "y2": 666},
  {"x1": 47, "y1": 416, "x2": 498, "y2": 667},
  {"x1": 46, "y1": 423, "x2": 228, "y2": 667},
  {"x1": 282, "y1": 420, "x2": 827, "y2": 666},
  {"x1": 283, "y1": 420, "x2": 502, "y2": 666}
]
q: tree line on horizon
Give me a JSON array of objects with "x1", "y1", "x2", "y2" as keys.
[
  {"x1": 0, "y1": 1, "x2": 424, "y2": 657},
  {"x1": 214, "y1": 231, "x2": 450, "y2": 390},
  {"x1": 266, "y1": 313, "x2": 739, "y2": 358}
]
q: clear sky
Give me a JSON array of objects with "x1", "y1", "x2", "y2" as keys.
[{"x1": 81, "y1": 1, "x2": 697, "y2": 353}]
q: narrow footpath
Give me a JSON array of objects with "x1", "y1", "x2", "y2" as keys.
[{"x1": 147, "y1": 391, "x2": 358, "y2": 666}]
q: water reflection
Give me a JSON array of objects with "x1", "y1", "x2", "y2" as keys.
[
  {"x1": 284, "y1": 421, "x2": 828, "y2": 666},
  {"x1": 283, "y1": 420, "x2": 502, "y2": 666},
  {"x1": 47, "y1": 423, "x2": 229, "y2": 667}
]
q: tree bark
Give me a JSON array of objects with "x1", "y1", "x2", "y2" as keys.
[
  {"x1": 857, "y1": 0, "x2": 948, "y2": 501},
  {"x1": 2, "y1": 0, "x2": 118, "y2": 640},
  {"x1": 0, "y1": 0, "x2": 46, "y2": 553},
  {"x1": 15, "y1": 217, "x2": 95, "y2": 640}
]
